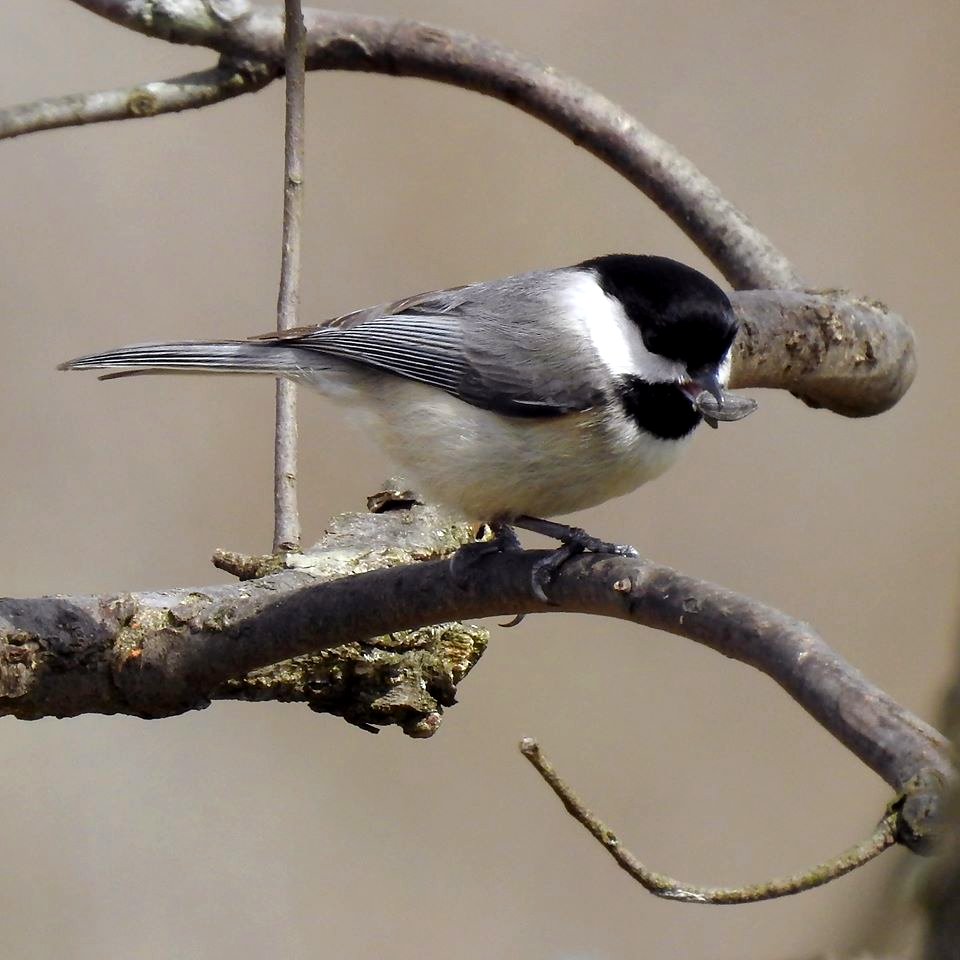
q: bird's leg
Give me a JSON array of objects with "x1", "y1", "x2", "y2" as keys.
[
  {"x1": 449, "y1": 520, "x2": 523, "y2": 588},
  {"x1": 513, "y1": 516, "x2": 639, "y2": 556},
  {"x1": 512, "y1": 515, "x2": 639, "y2": 603}
]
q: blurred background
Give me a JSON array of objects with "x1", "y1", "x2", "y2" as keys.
[{"x1": 2, "y1": 1, "x2": 958, "y2": 957}]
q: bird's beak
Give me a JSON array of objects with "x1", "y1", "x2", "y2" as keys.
[
  {"x1": 680, "y1": 368, "x2": 758, "y2": 428},
  {"x1": 679, "y1": 368, "x2": 724, "y2": 408},
  {"x1": 692, "y1": 369, "x2": 724, "y2": 406}
]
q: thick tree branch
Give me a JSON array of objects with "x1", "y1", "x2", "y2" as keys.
[
  {"x1": 0, "y1": 503, "x2": 486, "y2": 735},
  {"x1": 0, "y1": 4, "x2": 917, "y2": 413},
  {"x1": 0, "y1": 501, "x2": 951, "y2": 850}
]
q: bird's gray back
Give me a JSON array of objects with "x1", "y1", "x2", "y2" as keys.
[{"x1": 285, "y1": 267, "x2": 610, "y2": 416}]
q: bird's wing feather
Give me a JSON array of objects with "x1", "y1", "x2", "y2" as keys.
[
  {"x1": 251, "y1": 271, "x2": 608, "y2": 417},
  {"x1": 294, "y1": 315, "x2": 468, "y2": 397}
]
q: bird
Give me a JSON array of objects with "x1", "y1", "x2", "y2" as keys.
[{"x1": 60, "y1": 253, "x2": 756, "y2": 600}]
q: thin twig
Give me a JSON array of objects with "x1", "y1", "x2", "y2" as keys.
[
  {"x1": 519, "y1": 738, "x2": 898, "y2": 903},
  {"x1": 272, "y1": 0, "x2": 306, "y2": 553},
  {"x1": 0, "y1": 59, "x2": 277, "y2": 140}
]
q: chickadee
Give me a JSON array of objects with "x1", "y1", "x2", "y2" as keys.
[{"x1": 60, "y1": 254, "x2": 756, "y2": 599}]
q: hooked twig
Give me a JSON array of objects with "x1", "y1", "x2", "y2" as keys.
[
  {"x1": 272, "y1": 0, "x2": 306, "y2": 553},
  {"x1": 519, "y1": 738, "x2": 899, "y2": 903}
]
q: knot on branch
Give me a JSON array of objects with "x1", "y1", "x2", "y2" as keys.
[
  {"x1": 218, "y1": 54, "x2": 281, "y2": 87},
  {"x1": 892, "y1": 769, "x2": 950, "y2": 855},
  {"x1": 127, "y1": 88, "x2": 161, "y2": 116}
]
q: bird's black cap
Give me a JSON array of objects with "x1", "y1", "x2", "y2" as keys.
[{"x1": 581, "y1": 254, "x2": 737, "y2": 373}]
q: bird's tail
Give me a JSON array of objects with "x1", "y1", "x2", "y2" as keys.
[{"x1": 58, "y1": 340, "x2": 309, "y2": 380}]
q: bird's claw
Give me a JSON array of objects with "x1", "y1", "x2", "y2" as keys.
[
  {"x1": 452, "y1": 516, "x2": 639, "y2": 612},
  {"x1": 559, "y1": 526, "x2": 638, "y2": 558},
  {"x1": 529, "y1": 528, "x2": 639, "y2": 604}
]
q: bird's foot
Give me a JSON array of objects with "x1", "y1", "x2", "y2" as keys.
[{"x1": 513, "y1": 515, "x2": 638, "y2": 604}]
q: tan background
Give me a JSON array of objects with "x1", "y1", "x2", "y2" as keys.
[{"x1": 2, "y1": 2, "x2": 959, "y2": 957}]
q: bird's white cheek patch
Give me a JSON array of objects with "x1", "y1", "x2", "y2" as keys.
[
  {"x1": 717, "y1": 350, "x2": 733, "y2": 386},
  {"x1": 561, "y1": 272, "x2": 687, "y2": 384}
]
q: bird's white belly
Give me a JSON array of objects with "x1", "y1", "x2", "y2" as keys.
[{"x1": 364, "y1": 379, "x2": 690, "y2": 520}]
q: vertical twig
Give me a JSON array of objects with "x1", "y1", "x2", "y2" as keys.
[{"x1": 273, "y1": 0, "x2": 306, "y2": 553}]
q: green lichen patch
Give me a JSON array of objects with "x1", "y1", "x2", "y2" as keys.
[{"x1": 218, "y1": 621, "x2": 489, "y2": 737}]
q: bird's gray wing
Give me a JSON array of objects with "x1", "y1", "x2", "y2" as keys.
[{"x1": 257, "y1": 272, "x2": 607, "y2": 417}]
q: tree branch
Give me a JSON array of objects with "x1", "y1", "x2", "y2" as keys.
[
  {"x1": 0, "y1": 503, "x2": 487, "y2": 735},
  {"x1": 0, "y1": 500, "x2": 950, "y2": 850}
]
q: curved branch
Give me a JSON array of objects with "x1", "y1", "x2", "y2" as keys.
[
  {"x1": 0, "y1": 503, "x2": 950, "y2": 849},
  {"x1": 66, "y1": 0, "x2": 798, "y2": 291},
  {"x1": 0, "y1": 57, "x2": 277, "y2": 139}
]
